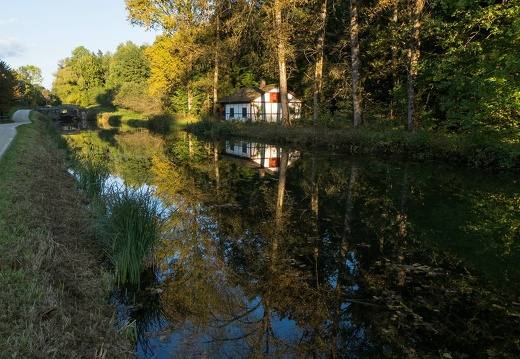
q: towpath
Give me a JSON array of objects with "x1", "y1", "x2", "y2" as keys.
[{"x1": 0, "y1": 110, "x2": 31, "y2": 159}]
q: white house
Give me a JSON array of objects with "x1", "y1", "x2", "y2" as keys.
[{"x1": 218, "y1": 84, "x2": 301, "y2": 122}]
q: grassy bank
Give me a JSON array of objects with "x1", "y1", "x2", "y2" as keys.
[
  {"x1": 0, "y1": 112, "x2": 133, "y2": 358},
  {"x1": 191, "y1": 120, "x2": 520, "y2": 171}
]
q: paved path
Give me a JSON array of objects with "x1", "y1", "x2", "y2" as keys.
[{"x1": 0, "y1": 110, "x2": 31, "y2": 159}]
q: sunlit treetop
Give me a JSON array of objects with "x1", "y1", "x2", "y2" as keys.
[{"x1": 125, "y1": 0, "x2": 214, "y2": 35}]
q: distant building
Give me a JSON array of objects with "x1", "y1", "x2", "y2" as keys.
[{"x1": 218, "y1": 84, "x2": 301, "y2": 122}]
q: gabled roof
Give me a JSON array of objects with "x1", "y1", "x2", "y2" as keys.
[{"x1": 218, "y1": 84, "x2": 278, "y2": 104}]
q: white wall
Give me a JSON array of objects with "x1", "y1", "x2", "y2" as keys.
[{"x1": 223, "y1": 88, "x2": 301, "y2": 122}]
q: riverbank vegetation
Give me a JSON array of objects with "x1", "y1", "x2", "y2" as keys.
[
  {"x1": 0, "y1": 112, "x2": 133, "y2": 358},
  {"x1": 191, "y1": 120, "x2": 520, "y2": 171},
  {"x1": 67, "y1": 110, "x2": 168, "y2": 287}
]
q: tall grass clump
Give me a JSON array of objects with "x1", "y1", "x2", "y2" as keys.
[
  {"x1": 72, "y1": 155, "x2": 110, "y2": 199},
  {"x1": 102, "y1": 185, "x2": 162, "y2": 288}
]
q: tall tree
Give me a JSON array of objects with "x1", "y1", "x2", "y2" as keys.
[
  {"x1": 107, "y1": 41, "x2": 150, "y2": 88},
  {"x1": 406, "y1": 0, "x2": 425, "y2": 131},
  {"x1": 212, "y1": 6, "x2": 221, "y2": 116},
  {"x1": 0, "y1": 61, "x2": 21, "y2": 116},
  {"x1": 126, "y1": 0, "x2": 215, "y2": 115},
  {"x1": 313, "y1": 0, "x2": 328, "y2": 124},
  {"x1": 350, "y1": 0, "x2": 362, "y2": 127},
  {"x1": 52, "y1": 47, "x2": 109, "y2": 106},
  {"x1": 273, "y1": 0, "x2": 291, "y2": 126},
  {"x1": 16, "y1": 65, "x2": 45, "y2": 107}
]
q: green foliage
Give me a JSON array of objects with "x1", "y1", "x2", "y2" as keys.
[
  {"x1": 52, "y1": 47, "x2": 110, "y2": 107},
  {"x1": 107, "y1": 41, "x2": 150, "y2": 88},
  {"x1": 0, "y1": 60, "x2": 20, "y2": 116},
  {"x1": 113, "y1": 82, "x2": 160, "y2": 115},
  {"x1": 72, "y1": 155, "x2": 110, "y2": 199},
  {"x1": 102, "y1": 186, "x2": 162, "y2": 288},
  {"x1": 170, "y1": 87, "x2": 205, "y2": 116},
  {"x1": 15, "y1": 65, "x2": 46, "y2": 107},
  {"x1": 424, "y1": 0, "x2": 520, "y2": 132}
]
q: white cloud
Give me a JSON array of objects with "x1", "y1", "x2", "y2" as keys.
[
  {"x1": 0, "y1": 18, "x2": 17, "y2": 26},
  {"x1": 0, "y1": 37, "x2": 26, "y2": 58}
]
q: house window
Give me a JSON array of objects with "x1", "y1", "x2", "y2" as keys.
[
  {"x1": 242, "y1": 142, "x2": 248, "y2": 154},
  {"x1": 229, "y1": 141, "x2": 235, "y2": 151},
  {"x1": 229, "y1": 108, "x2": 235, "y2": 118},
  {"x1": 270, "y1": 92, "x2": 280, "y2": 103},
  {"x1": 242, "y1": 107, "x2": 247, "y2": 118}
]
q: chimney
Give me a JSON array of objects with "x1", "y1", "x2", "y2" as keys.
[{"x1": 259, "y1": 78, "x2": 266, "y2": 89}]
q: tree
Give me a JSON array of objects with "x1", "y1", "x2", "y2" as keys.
[
  {"x1": 313, "y1": 0, "x2": 328, "y2": 124},
  {"x1": 273, "y1": 0, "x2": 291, "y2": 126},
  {"x1": 126, "y1": 0, "x2": 213, "y2": 115},
  {"x1": 406, "y1": 0, "x2": 425, "y2": 131},
  {"x1": 0, "y1": 61, "x2": 21, "y2": 116},
  {"x1": 52, "y1": 62, "x2": 81, "y2": 105},
  {"x1": 426, "y1": 0, "x2": 520, "y2": 133},
  {"x1": 107, "y1": 41, "x2": 150, "y2": 88},
  {"x1": 350, "y1": 0, "x2": 362, "y2": 127},
  {"x1": 52, "y1": 47, "x2": 109, "y2": 106},
  {"x1": 16, "y1": 65, "x2": 46, "y2": 107}
]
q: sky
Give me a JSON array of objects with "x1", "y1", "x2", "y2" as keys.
[{"x1": 0, "y1": 0, "x2": 159, "y2": 89}]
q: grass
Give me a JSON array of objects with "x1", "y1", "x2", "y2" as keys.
[
  {"x1": 101, "y1": 185, "x2": 162, "y2": 288},
  {"x1": 67, "y1": 137, "x2": 163, "y2": 289},
  {"x1": 0, "y1": 111, "x2": 133, "y2": 358},
  {"x1": 72, "y1": 154, "x2": 110, "y2": 199},
  {"x1": 69, "y1": 155, "x2": 162, "y2": 288}
]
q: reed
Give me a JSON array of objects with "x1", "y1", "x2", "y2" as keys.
[
  {"x1": 102, "y1": 185, "x2": 162, "y2": 288},
  {"x1": 72, "y1": 155, "x2": 110, "y2": 199}
]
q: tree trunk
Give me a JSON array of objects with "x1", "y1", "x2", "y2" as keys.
[
  {"x1": 313, "y1": 0, "x2": 327, "y2": 124},
  {"x1": 350, "y1": 0, "x2": 362, "y2": 127},
  {"x1": 274, "y1": 0, "x2": 291, "y2": 126},
  {"x1": 212, "y1": 7, "x2": 220, "y2": 117},
  {"x1": 187, "y1": 85, "x2": 193, "y2": 114},
  {"x1": 407, "y1": 0, "x2": 425, "y2": 131},
  {"x1": 390, "y1": 1, "x2": 398, "y2": 121}
]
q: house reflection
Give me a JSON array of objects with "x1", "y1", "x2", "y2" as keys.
[{"x1": 223, "y1": 141, "x2": 300, "y2": 175}]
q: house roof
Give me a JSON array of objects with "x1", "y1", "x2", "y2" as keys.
[{"x1": 218, "y1": 84, "x2": 278, "y2": 104}]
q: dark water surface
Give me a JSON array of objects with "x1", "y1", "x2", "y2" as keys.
[{"x1": 73, "y1": 132, "x2": 519, "y2": 358}]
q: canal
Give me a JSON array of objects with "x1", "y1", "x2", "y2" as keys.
[{"x1": 66, "y1": 128, "x2": 520, "y2": 358}]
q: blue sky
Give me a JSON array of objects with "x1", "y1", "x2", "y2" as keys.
[{"x1": 0, "y1": 0, "x2": 159, "y2": 89}]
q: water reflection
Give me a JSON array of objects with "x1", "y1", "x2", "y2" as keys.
[
  {"x1": 223, "y1": 141, "x2": 300, "y2": 175},
  {"x1": 69, "y1": 131, "x2": 520, "y2": 358}
]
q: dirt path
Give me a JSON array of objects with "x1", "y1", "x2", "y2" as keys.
[{"x1": 0, "y1": 109, "x2": 31, "y2": 159}]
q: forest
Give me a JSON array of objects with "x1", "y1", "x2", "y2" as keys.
[{"x1": 2, "y1": 1, "x2": 519, "y2": 137}]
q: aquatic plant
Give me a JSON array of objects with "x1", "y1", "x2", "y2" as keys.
[
  {"x1": 72, "y1": 155, "x2": 110, "y2": 199},
  {"x1": 102, "y1": 185, "x2": 162, "y2": 288}
]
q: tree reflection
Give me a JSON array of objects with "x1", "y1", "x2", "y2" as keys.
[{"x1": 111, "y1": 134, "x2": 519, "y2": 358}]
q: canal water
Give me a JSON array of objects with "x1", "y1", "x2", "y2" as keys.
[{"x1": 68, "y1": 130, "x2": 520, "y2": 358}]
